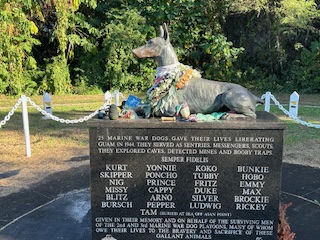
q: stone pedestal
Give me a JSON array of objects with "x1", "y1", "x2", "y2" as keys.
[{"x1": 88, "y1": 112, "x2": 286, "y2": 240}]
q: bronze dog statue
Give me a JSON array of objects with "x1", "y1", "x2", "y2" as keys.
[{"x1": 132, "y1": 23, "x2": 263, "y2": 120}]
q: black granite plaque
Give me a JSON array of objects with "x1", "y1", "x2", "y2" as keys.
[{"x1": 89, "y1": 112, "x2": 286, "y2": 240}]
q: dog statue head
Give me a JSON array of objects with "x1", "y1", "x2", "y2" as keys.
[{"x1": 132, "y1": 23, "x2": 179, "y2": 67}]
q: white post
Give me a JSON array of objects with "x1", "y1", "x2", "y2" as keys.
[
  {"x1": 42, "y1": 92, "x2": 52, "y2": 119},
  {"x1": 21, "y1": 95, "x2": 31, "y2": 157},
  {"x1": 264, "y1": 91, "x2": 271, "y2": 112},
  {"x1": 114, "y1": 90, "x2": 120, "y2": 106},
  {"x1": 289, "y1": 91, "x2": 299, "y2": 117},
  {"x1": 104, "y1": 91, "x2": 112, "y2": 105}
]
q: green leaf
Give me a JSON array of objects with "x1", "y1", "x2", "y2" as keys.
[{"x1": 25, "y1": 56, "x2": 37, "y2": 70}]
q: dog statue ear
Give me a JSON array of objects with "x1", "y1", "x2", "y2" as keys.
[
  {"x1": 162, "y1": 23, "x2": 170, "y2": 44},
  {"x1": 160, "y1": 25, "x2": 164, "y2": 38}
]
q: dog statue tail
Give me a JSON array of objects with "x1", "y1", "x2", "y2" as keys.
[{"x1": 255, "y1": 95, "x2": 265, "y2": 105}]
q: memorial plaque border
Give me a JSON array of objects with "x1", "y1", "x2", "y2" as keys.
[{"x1": 89, "y1": 112, "x2": 286, "y2": 240}]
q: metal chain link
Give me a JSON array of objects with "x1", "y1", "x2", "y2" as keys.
[
  {"x1": 268, "y1": 93, "x2": 320, "y2": 129},
  {"x1": 0, "y1": 97, "x2": 23, "y2": 128},
  {"x1": 1, "y1": 94, "x2": 319, "y2": 128},
  {"x1": 26, "y1": 97, "x2": 109, "y2": 124}
]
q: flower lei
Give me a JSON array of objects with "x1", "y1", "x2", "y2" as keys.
[{"x1": 146, "y1": 64, "x2": 201, "y2": 116}]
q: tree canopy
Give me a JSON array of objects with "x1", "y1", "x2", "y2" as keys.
[{"x1": 1, "y1": 0, "x2": 320, "y2": 95}]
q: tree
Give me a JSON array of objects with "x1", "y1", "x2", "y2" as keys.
[
  {"x1": 226, "y1": 0, "x2": 320, "y2": 92},
  {"x1": 1, "y1": 0, "x2": 319, "y2": 95},
  {"x1": 126, "y1": 0, "x2": 242, "y2": 82},
  {"x1": 38, "y1": 0, "x2": 79, "y2": 94},
  {"x1": 30, "y1": 0, "x2": 98, "y2": 94},
  {"x1": 229, "y1": 0, "x2": 269, "y2": 13},
  {"x1": 276, "y1": 0, "x2": 320, "y2": 42},
  {"x1": 70, "y1": 0, "x2": 241, "y2": 91},
  {"x1": 72, "y1": 7, "x2": 155, "y2": 92},
  {"x1": 0, "y1": 1, "x2": 40, "y2": 95}
]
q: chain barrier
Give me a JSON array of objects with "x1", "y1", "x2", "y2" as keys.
[
  {"x1": 26, "y1": 97, "x2": 108, "y2": 124},
  {"x1": 1, "y1": 94, "x2": 319, "y2": 128},
  {"x1": 0, "y1": 97, "x2": 23, "y2": 128},
  {"x1": 0, "y1": 96, "x2": 108, "y2": 128},
  {"x1": 261, "y1": 92, "x2": 320, "y2": 129}
]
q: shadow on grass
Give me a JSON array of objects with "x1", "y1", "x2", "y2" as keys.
[
  {"x1": 0, "y1": 170, "x2": 20, "y2": 179},
  {"x1": 66, "y1": 155, "x2": 90, "y2": 162}
]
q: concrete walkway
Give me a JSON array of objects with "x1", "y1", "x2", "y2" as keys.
[{"x1": 0, "y1": 163, "x2": 319, "y2": 240}]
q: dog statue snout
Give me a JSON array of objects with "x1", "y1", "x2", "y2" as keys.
[
  {"x1": 132, "y1": 42, "x2": 161, "y2": 59},
  {"x1": 132, "y1": 47, "x2": 143, "y2": 58}
]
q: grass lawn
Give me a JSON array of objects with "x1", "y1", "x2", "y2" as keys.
[
  {"x1": 0, "y1": 92, "x2": 320, "y2": 196},
  {"x1": 0, "y1": 94, "x2": 105, "y2": 196}
]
